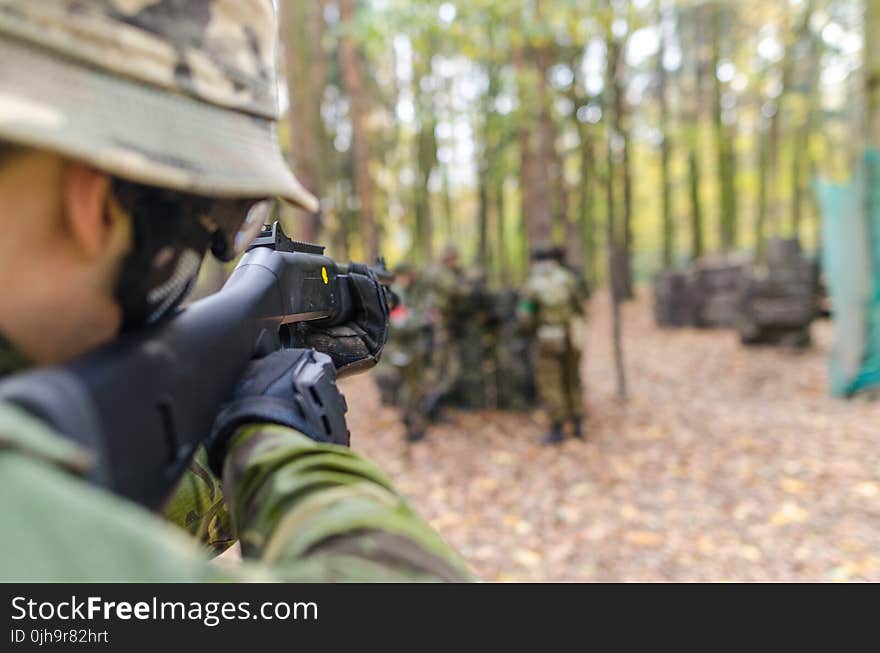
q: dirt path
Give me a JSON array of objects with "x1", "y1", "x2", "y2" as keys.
[{"x1": 344, "y1": 291, "x2": 880, "y2": 581}]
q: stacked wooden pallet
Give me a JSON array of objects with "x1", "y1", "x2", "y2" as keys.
[
  {"x1": 737, "y1": 239, "x2": 818, "y2": 348},
  {"x1": 653, "y1": 270, "x2": 695, "y2": 327},
  {"x1": 653, "y1": 240, "x2": 818, "y2": 348},
  {"x1": 691, "y1": 260, "x2": 749, "y2": 328}
]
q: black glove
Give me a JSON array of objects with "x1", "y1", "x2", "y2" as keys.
[
  {"x1": 290, "y1": 263, "x2": 390, "y2": 378},
  {"x1": 206, "y1": 348, "x2": 349, "y2": 475}
]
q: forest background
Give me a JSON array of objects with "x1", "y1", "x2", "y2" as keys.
[
  {"x1": 258, "y1": 0, "x2": 880, "y2": 581},
  {"x1": 276, "y1": 0, "x2": 869, "y2": 294}
]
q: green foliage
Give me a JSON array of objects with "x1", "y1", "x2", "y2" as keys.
[{"x1": 280, "y1": 0, "x2": 867, "y2": 283}]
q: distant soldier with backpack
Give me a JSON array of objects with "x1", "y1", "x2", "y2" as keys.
[{"x1": 518, "y1": 245, "x2": 587, "y2": 445}]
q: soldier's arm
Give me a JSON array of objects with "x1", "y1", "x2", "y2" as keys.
[
  {"x1": 0, "y1": 402, "x2": 470, "y2": 582},
  {"x1": 162, "y1": 446, "x2": 236, "y2": 556},
  {"x1": 516, "y1": 283, "x2": 539, "y2": 333},
  {"x1": 221, "y1": 424, "x2": 473, "y2": 582}
]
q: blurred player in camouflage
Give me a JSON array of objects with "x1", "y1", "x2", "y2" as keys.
[
  {"x1": 0, "y1": 0, "x2": 469, "y2": 581},
  {"x1": 518, "y1": 245, "x2": 587, "y2": 445},
  {"x1": 423, "y1": 244, "x2": 471, "y2": 414},
  {"x1": 453, "y1": 267, "x2": 494, "y2": 409},
  {"x1": 384, "y1": 263, "x2": 434, "y2": 443},
  {"x1": 490, "y1": 289, "x2": 538, "y2": 411}
]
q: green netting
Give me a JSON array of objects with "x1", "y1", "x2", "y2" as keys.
[{"x1": 817, "y1": 148, "x2": 880, "y2": 397}]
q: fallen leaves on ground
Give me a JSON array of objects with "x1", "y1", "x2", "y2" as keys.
[{"x1": 344, "y1": 290, "x2": 880, "y2": 581}]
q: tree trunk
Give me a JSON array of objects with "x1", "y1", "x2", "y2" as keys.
[
  {"x1": 765, "y1": 1, "x2": 813, "y2": 243},
  {"x1": 712, "y1": 3, "x2": 736, "y2": 253},
  {"x1": 686, "y1": 3, "x2": 706, "y2": 262},
  {"x1": 605, "y1": 34, "x2": 626, "y2": 300},
  {"x1": 536, "y1": 45, "x2": 568, "y2": 238},
  {"x1": 658, "y1": 2, "x2": 674, "y2": 268},
  {"x1": 755, "y1": 125, "x2": 769, "y2": 262},
  {"x1": 337, "y1": 0, "x2": 377, "y2": 261},
  {"x1": 442, "y1": 163, "x2": 454, "y2": 241},
  {"x1": 533, "y1": 2, "x2": 566, "y2": 241},
  {"x1": 688, "y1": 148, "x2": 704, "y2": 261},
  {"x1": 478, "y1": 58, "x2": 501, "y2": 266},
  {"x1": 799, "y1": 24, "x2": 823, "y2": 245},
  {"x1": 579, "y1": 125, "x2": 597, "y2": 285},
  {"x1": 413, "y1": 117, "x2": 437, "y2": 263},
  {"x1": 567, "y1": 53, "x2": 597, "y2": 284},
  {"x1": 791, "y1": 138, "x2": 802, "y2": 239},
  {"x1": 494, "y1": 176, "x2": 507, "y2": 282},
  {"x1": 621, "y1": 122, "x2": 635, "y2": 297},
  {"x1": 283, "y1": 0, "x2": 326, "y2": 243},
  {"x1": 414, "y1": 31, "x2": 444, "y2": 264},
  {"x1": 870, "y1": 0, "x2": 880, "y2": 149},
  {"x1": 609, "y1": 32, "x2": 635, "y2": 298},
  {"x1": 333, "y1": 179, "x2": 353, "y2": 260},
  {"x1": 478, "y1": 170, "x2": 490, "y2": 264},
  {"x1": 513, "y1": 44, "x2": 553, "y2": 250},
  {"x1": 413, "y1": 54, "x2": 438, "y2": 264},
  {"x1": 606, "y1": 117, "x2": 628, "y2": 402}
]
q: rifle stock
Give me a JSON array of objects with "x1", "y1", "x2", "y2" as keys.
[{"x1": 0, "y1": 222, "x2": 377, "y2": 509}]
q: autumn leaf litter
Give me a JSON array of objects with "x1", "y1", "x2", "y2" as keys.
[{"x1": 345, "y1": 291, "x2": 880, "y2": 581}]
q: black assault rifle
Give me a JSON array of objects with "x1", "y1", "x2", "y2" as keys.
[{"x1": 0, "y1": 222, "x2": 389, "y2": 510}]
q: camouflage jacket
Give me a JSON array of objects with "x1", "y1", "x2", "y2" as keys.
[
  {"x1": 518, "y1": 261, "x2": 585, "y2": 337},
  {"x1": 0, "y1": 335, "x2": 470, "y2": 581},
  {"x1": 389, "y1": 282, "x2": 434, "y2": 340},
  {"x1": 424, "y1": 264, "x2": 475, "y2": 332}
]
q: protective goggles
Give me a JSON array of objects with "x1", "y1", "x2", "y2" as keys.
[
  {"x1": 201, "y1": 199, "x2": 275, "y2": 262},
  {"x1": 111, "y1": 180, "x2": 279, "y2": 328},
  {"x1": 111, "y1": 179, "x2": 275, "y2": 262}
]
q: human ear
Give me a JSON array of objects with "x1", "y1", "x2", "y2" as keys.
[{"x1": 61, "y1": 161, "x2": 112, "y2": 260}]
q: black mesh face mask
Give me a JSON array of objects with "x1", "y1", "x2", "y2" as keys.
[{"x1": 111, "y1": 180, "x2": 272, "y2": 330}]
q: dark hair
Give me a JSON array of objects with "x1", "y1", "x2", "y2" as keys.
[
  {"x1": 530, "y1": 244, "x2": 566, "y2": 263},
  {"x1": 111, "y1": 177, "x2": 217, "y2": 257},
  {"x1": 0, "y1": 141, "x2": 24, "y2": 168},
  {"x1": 110, "y1": 177, "x2": 262, "y2": 262}
]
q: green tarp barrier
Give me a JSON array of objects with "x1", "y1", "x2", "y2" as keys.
[{"x1": 817, "y1": 148, "x2": 880, "y2": 396}]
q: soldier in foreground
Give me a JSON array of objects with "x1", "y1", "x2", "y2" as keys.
[
  {"x1": 0, "y1": 0, "x2": 469, "y2": 582},
  {"x1": 518, "y1": 246, "x2": 587, "y2": 445}
]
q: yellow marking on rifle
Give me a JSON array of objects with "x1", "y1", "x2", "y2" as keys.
[{"x1": 322, "y1": 266, "x2": 329, "y2": 284}]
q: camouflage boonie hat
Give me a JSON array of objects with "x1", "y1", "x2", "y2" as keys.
[{"x1": 0, "y1": 0, "x2": 318, "y2": 211}]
